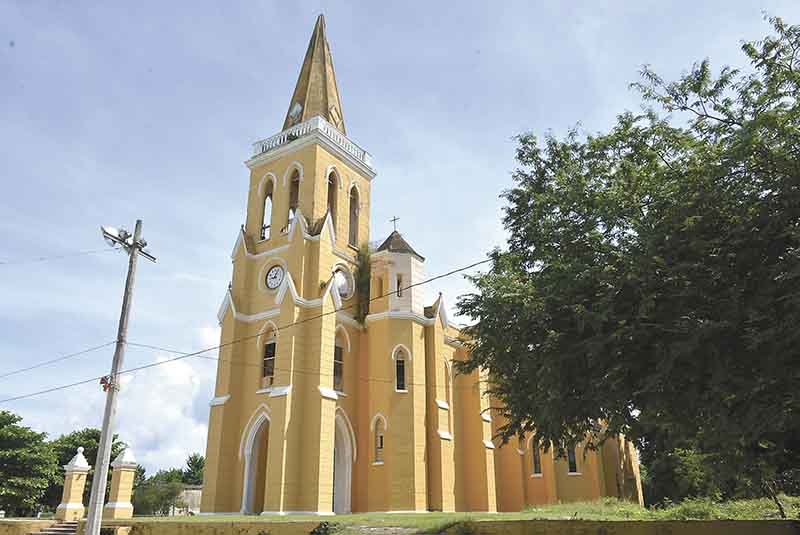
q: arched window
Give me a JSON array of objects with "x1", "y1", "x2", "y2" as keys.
[
  {"x1": 374, "y1": 419, "x2": 384, "y2": 463},
  {"x1": 348, "y1": 187, "x2": 359, "y2": 247},
  {"x1": 395, "y1": 349, "x2": 407, "y2": 391},
  {"x1": 532, "y1": 447, "x2": 542, "y2": 475},
  {"x1": 444, "y1": 361, "x2": 452, "y2": 432},
  {"x1": 261, "y1": 180, "x2": 273, "y2": 240},
  {"x1": 333, "y1": 332, "x2": 345, "y2": 392},
  {"x1": 287, "y1": 170, "x2": 300, "y2": 228},
  {"x1": 376, "y1": 277, "x2": 384, "y2": 298},
  {"x1": 567, "y1": 446, "x2": 578, "y2": 474},
  {"x1": 262, "y1": 335, "x2": 276, "y2": 387},
  {"x1": 327, "y1": 172, "x2": 338, "y2": 228}
]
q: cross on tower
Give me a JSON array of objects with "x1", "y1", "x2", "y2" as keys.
[{"x1": 390, "y1": 216, "x2": 400, "y2": 231}]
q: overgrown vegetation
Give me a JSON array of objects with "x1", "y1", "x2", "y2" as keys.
[{"x1": 354, "y1": 243, "x2": 372, "y2": 323}]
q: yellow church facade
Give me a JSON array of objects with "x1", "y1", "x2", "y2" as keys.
[{"x1": 201, "y1": 15, "x2": 643, "y2": 515}]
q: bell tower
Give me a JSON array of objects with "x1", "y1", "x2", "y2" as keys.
[{"x1": 202, "y1": 14, "x2": 375, "y2": 515}]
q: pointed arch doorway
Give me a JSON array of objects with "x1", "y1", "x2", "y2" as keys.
[
  {"x1": 333, "y1": 410, "x2": 355, "y2": 514},
  {"x1": 241, "y1": 411, "x2": 270, "y2": 514}
]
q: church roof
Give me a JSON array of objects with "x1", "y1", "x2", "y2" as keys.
[
  {"x1": 376, "y1": 231, "x2": 425, "y2": 261},
  {"x1": 283, "y1": 15, "x2": 346, "y2": 134}
]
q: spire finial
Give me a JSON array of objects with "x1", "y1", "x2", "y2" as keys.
[{"x1": 283, "y1": 15, "x2": 346, "y2": 133}]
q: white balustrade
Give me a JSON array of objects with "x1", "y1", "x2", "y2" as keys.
[{"x1": 252, "y1": 116, "x2": 373, "y2": 169}]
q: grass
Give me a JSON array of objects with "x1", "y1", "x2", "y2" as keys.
[{"x1": 119, "y1": 495, "x2": 799, "y2": 530}]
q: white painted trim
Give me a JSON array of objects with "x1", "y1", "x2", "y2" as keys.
[
  {"x1": 444, "y1": 335, "x2": 464, "y2": 348},
  {"x1": 366, "y1": 310, "x2": 435, "y2": 326},
  {"x1": 239, "y1": 403, "x2": 272, "y2": 459},
  {"x1": 247, "y1": 127, "x2": 376, "y2": 181},
  {"x1": 481, "y1": 413, "x2": 492, "y2": 423},
  {"x1": 335, "y1": 324, "x2": 351, "y2": 353},
  {"x1": 395, "y1": 388, "x2": 409, "y2": 393},
  {"x1": 567, "y1": 472, "x2": 583, "y2": 476},
  {"x1": 335, "y1": 407, "x2": 357, "y2": 463},
  {"x1": 209, "y1": 395, "x2": 230, "y2": 407},
  {"x1": 56, "y1": 503, "x2": 85, "y2": 510},
  {"x1": 255, "y1": 387, "x2": 272, "y2": 395},
  {"x1": 371, "y1": 461, "x2": 385, "y2": 466},
  {"x1": 436, "y1": 399, "x2": 450, "y2": 410},
  {"x1": 391, "y1": 343, "x2": 412, "y2": 361},
  {"x1": 333, "y1": 410, "x2": 354, "y2": 514},
  {"x1": 104, "y1": 502, "x2": 133, "y2": 509},
  {"x1": 530, "y1": 474, "x2": 543, "y2": 478},
  {"x1": 256, "y1": 320, "x2": 279, "y2": 350},
  {"x1": 240, "y1": 406, "x2": 272, "y2": 514},
  {"x1": 370, "y1": 412, "x2": 388, "y2": 432},
  {"x1": 258, "y1": 172, "x2": 278, "y2": 196},
  {"x1": 281, "y1": 161, "x2": 304, "y2": 187},
  {"x1": 438, "y1": 430, "x2": 453, "y2": 440},
  {"x1": 270, "y1": 385, "x2": 292, "y2": 397},
  {"x1": 483, "y1": 440, "x2": 496, "y2": 450},
  {"x1": 318, "y1": 386, "x2": 338, "y2": 400},
  {"x1": 218, "y1": 288, "x2": 282, "y2": 325},
  {"x1": 336, "y1": 311, "x2": 362, "y2": 330}
]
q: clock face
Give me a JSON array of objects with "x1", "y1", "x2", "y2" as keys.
[{"x1": 265, "y1": 265, "x2": 285, "y2": 290}]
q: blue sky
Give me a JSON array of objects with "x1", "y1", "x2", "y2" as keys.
[{"x1": 1, "y1": 1, "x2": 798, "y2": 474}]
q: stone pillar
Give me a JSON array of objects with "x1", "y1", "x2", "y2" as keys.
[
  {"x1": 103, "y1": 448, "x2": 137, "y2": 519},
  {"x1": 55, "y1": 447, "x2": 90, "y2": 521}
]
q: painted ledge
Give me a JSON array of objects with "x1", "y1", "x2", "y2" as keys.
[
  {"x1": 483, "y1": 440, "x2": 496, "y2": 449},
  {"x1": 209, "y1": 395, "x2": 230, "y2": 407},
  {"x1": 438, "y1": 430, "x2": 453, "y2": 441},
  {"x1": 269, "y1": 385, "x2": 292, "y2": 398},
  {"x1": 318, "y1": 386, "x2": 338, "y2": 400}
]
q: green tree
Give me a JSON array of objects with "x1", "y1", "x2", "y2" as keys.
[
  {"x1": 0, "y1": 411, "x2": 57, "y2": 516},
  {"x1": 457, "y1": 17, "x2": 800, "y2": 512},
  {"x1": 182, "y1": 453, "x2": 204, "y2": 485},
  {"x1": 132, "y1": 468, "x2": 184, "y2": 516},
  {"x1": 43, "y1": 428, "x2": 125, "y2": 511}
]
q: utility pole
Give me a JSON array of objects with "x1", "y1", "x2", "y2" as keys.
[{"x1": 85, "y1": 220, "x2": 156, "y2": 535}]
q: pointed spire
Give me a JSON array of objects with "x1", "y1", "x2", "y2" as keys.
[{"x1": 283, "y1": 15, "x2": 346, "y2": 134}]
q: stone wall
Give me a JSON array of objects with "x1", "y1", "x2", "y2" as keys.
[{"x1": 0, "y1": 520, "x2": 56, "y2": 535}]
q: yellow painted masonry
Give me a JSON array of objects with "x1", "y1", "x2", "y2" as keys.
[{"x1": 201, "y1": 15, "x2": 643, "y2": 515}]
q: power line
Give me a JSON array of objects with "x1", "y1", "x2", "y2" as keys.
[
  {"x1": 125, "y1": 341, "x2": 482, "y2": 391},
  {"x1": 0, "y1": 341, "x2": 117, "y2": 379},
  {"x1": 0, "y1": 248, "x2": 118, "y2": 266},
  {"x1": 0, "y1": 257, "x2": 490, "y2": 404}
]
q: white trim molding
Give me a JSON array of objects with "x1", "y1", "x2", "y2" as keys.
[
  {"x1": 391, "y1": 343, "x2": 412, "y2": 361},
  {"x1": 370, "y1": 412, "x2": 388, "y2": 432},
  {"x1": 436, "y1": 399, "x2": 450, "y2": 410},
  {"x1": 318, "y1": 386, "x2": 339, "y2": 400},
  {"x1": 483, "y1": 440, "x2": 496, "y2": 450},
  {"x1": 481, "y1": 413, "x2": 492, "y2": 423},
  {"x1": 209, "y1": 395, "x2": 230, "y2": 407},
  {"x1": 269, "y1": 385, "x2": 292, "y2": 397},
  {"x1": 438, "y1": 430, "x2": 453, "y2": 440}
]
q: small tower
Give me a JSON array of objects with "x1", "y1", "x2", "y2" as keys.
[
  {"x1": 372, "y1": 230, "x2": 425, "y2": 315},
  {"x1": 55, "y1": 447, "x2": 90, "y2": 521}
]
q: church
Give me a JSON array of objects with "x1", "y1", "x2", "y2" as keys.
[{"x1": 201, "y1": 15, "x2": 643, "y2": 515}]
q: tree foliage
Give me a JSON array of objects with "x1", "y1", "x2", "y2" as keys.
[
  {"x1": 132, "y1": 468, "x2": 185, "y2": 516},
  {"x1": 457, "y1": 16, "x2": 800, "y2": 502},
  {"x1": 182, "y1": 453, "x2": 204, "y2": 485},
  {"x1": 0, "y1": 411, "x2": 56, "y2": 515}
]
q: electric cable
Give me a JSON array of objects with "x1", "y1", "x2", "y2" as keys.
[{"x1": 0, "y1": 257, "x2": 490, "y2": 404}]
